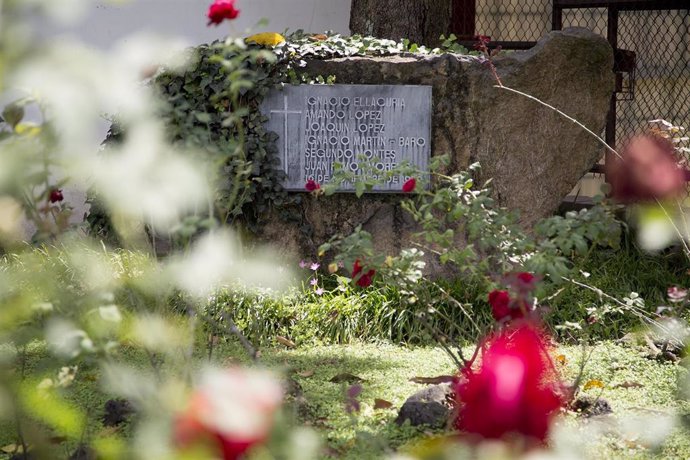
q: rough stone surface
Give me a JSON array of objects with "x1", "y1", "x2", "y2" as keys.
[
  {"x1": 260, "y1": 28, "x2": 614, "y2": 272},
  {"x1": 395, "y1": 383, "x2": 454, "y2": 428},
  {"x1": 571, "y1": 396, "x2": 613, "y2": 418}
]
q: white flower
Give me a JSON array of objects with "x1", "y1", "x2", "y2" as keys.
[
  {"x1": 0, "y1": 196, "x2": 23, "y2": 242},
  {"x1": 37, "y1": 378, "x2": 54, "y2": 392},
  {"x1": 45, "y1": 319, "x2": 92, "y2": 358},
  {"x1": 167, "y1": 230, "x2": 293, "y2": 299},
  {"x1": 189, "y1": 368, "x2": 284, "y2": 440},
  {"x1": 132, "y1": 315, "x2": 188, "y2": 353},
  {"x1": 57, "y1": 366, "x2": 78, "y2": 387},
  {"x1": 620, "y1": 414, "x2": 677, "y2": 448},
  {"x1": 32, "y1": 302, "x2": 54, "y2": 313},
  {"x1": 636, "y1": 216, "x2": 677, "y2": 252},
  {"x1": 99, "y1": 305, "x2": 122, "y2": 323},
  {"x1": 86, "y1": 121, "x2": 211, "y2": 232}
]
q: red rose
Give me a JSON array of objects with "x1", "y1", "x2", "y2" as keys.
[
  {"x1": 516, "y1": 272, "x2": 535, "y2": 285},
  {"x1": 49, "y1": 189, "x2": 64, "y2": 203},
  {"x1": 402, "y1": 178, "x2": 417, "y2": 193},
  {"x1": 305, "y1": 179, "x2": 320, "y2": 192},
  {"x1": 453, "y1": 324, "x2": 564, "y2": 445},
  {"x1": 488, "y1": 289, "x2": 511, "y2": 321},
  {"x1": 207, "y1": 0, "x2": 240, "y2": 26},
  {"x1": 352, "y1": 260, "x2": 375, "y2": 288}
]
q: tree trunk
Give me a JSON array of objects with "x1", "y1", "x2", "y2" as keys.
[{"x1": 349, "y1": 0, "x2": 452, "y2": 46}]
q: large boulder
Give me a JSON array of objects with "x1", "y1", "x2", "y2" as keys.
[{"x1": 260, "y1": 28, "x2": 614, "y2": 270}]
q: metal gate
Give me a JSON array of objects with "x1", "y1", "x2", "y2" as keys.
[{"x1": 452, "y1": 0, "x2": 690, "y2": 178}]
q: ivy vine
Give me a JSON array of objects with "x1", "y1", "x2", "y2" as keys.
[{"x1": 86, "y1": 32, "x2": 470, "y2": 243}]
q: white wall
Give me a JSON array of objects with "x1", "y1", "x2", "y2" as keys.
[{"x1": 37, "y1": 0, "x2": 352, "y2": 49}]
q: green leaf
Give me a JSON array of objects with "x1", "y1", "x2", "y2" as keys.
[
  {"x1": 2, "y1": 103, "x2": 24, "y2": 128},
  {"x1": 194, "y1": 112, "x2": 212, "y2": 123},
  {"x1": 355, "y1": 181, "x2": 365, "y2": 198}
]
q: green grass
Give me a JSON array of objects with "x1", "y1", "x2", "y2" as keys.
[
  {"x1": 2, "y1": 340, "x2": 688, "y2": 459},
  {"x1": 1, "y1": 241, "x2": 689, "y2": 459},
  {"x1": 261, "y1": 342, "x2": 689, "y2": 459},
  {"x1": 546, "y1": 241, "x2": 689, "y2": 338},
  {"x1": 210, "y1": 240, "x2": 689, "y2": 347}
]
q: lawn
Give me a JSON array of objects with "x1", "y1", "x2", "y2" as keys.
[{"x1": 2, "y1": 339, "x2": 688, "y2": 459}]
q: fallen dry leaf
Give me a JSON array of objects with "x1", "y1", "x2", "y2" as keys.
[
  {"x1": 1, "y1": 444, "x2": 27, "y2": 454},
  {"x1": 409, "y1": 375, "x2": 455, "y2": 385},
  {"x1": 583, "y1": 379, "x2": 606, "y2": 391},
  {"x1": 98, "y1": 425, "x2": 121, "y2": 437},
  {"x1": 297, "y1": 370, "x2": 315, "y2": 378},
  {"x1": 612, "y1": 381, "x2": 644, "y2": 389},
  {"x1": 374, "y1": 398, "x2": 394, "y2": 410},
  {"x1": 276, "y1": 336, "x2": 296, "y2": 348},
  {"x1": 310, "y1": 34, "x2": 328, "y2": 41}
]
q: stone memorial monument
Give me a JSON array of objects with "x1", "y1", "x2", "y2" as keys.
[
  {"x1": 262, "y1": 84, "x2": 432, "y2": 191},
  {"x1": 258, "y1": 29, "x2": 614, "y2": 275}
]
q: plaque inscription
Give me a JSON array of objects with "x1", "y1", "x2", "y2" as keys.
[{"x1": 262, "y1": 84, "x2": 432, "y2": 192}]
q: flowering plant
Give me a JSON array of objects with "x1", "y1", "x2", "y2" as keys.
[
  {"x1": 207, "y1": 0, "x2": 240, "y2": 26},
  {"x1": 454, "y1": 322, "x2": 565, "y2": 446},
  {"x1": 0, "y1": 3, "x2": 312, "y2": 460},
  {"x1": 175, "y1": 368, "x2": 283, "y2": 459}
]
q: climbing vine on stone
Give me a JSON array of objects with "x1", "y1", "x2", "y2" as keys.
[{"x1": 86, "y1": 32, "x2": 471, "y2": 240}]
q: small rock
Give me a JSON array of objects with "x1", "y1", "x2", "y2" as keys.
[
  {"x1": 102, "y1": 399, "x2": 134, "y2": 427},
  {"x1": 617, "y1": 332, "x2": 641, "y2": 346},
  {"x1": 284, "y1": 377, "x2": 311, "y2": 419},
  {"x1": 284, "y1": 376, "x2": 304, "y2": 398},
  {"x1": 395, "y1": 383, "x2": 454, "y2": 428},
  {"x1": 571, "y1": 396, "x2": 613, "y2": 417}
]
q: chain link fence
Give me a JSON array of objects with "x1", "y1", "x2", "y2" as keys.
[
  {"x1": 615, "y1": 9, "x2": 690, "y2": 144},
  {"x1": 460, "y1": 1, "x2": 690, "y2": 200}
]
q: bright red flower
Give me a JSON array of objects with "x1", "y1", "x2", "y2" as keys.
[
  {"x1": 516, "y1": 272, "x2": 535, "y2": 285},
  {"x1": 305, "y1": 179, "x2": 320, "y2": 192},
  {"x1": 488, "y1": 289, "x2": 511, "y2": 321},
  {"x1": 454, "y1": 324, "x2": 564, "y2": 445},
  {"x1": 49, "y1": 189, "x2": 64, "y2": 203},
  {"x1": 207, "y1": 0, "x2": 240, "y2": 26},
  {"x1": 352, "y1": 260, "x2": 375, "y2": 288},
  {"x1": 402, "y1": 178, "x2": 417, "y2": 193}
]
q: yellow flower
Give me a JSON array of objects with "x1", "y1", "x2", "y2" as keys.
[
  {"x1": 245, "y1": 32, "x2": 286, "y2": 47},
  {"x1": 14, "y1": 123, "x2": 41, "y2": 136}
]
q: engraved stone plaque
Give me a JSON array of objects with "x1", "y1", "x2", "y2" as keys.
[{"x1": 262, "y1": 84, "x2": 432, "y2": 192}]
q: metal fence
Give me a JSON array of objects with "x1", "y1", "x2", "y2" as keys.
[{"x1": 453, "y1": 0, "x2": 690, "y2": 187}]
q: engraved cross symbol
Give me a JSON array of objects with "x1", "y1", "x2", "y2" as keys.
[{"x1": 270, "y1": 94, "x2": 302, "y2": 169}]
